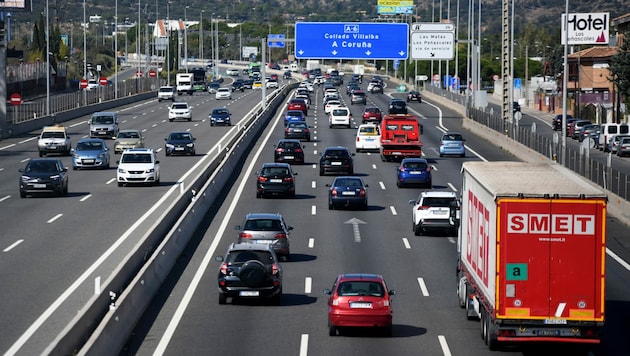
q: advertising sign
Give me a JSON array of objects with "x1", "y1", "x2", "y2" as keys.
[
  {"x1": 561, "y1": 13, "x2": 609, "y2": 45},
  {"x1": 377, "y1": 0, "x2": 414, "y2": 15},
  {"x1": 0, "y1": 0, "x2": 32, "y2": 10},
  {"x1": 242, "y1": 46, "x2": 258, "y2": 58}
]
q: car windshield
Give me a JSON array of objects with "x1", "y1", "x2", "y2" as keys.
[
  {"x1": 289, "y1": 122, "x2": 307, "y2": 129},
  {"x1": 169, "y1": 133, "x2": 192, "y2": 141},
  {"x1": 76, "y1": 141, "x2": 103, "y2": 151},
  {"x1": 213, "y1": 109, "x2": 229, "y2": 115},
  {"x1": 334, "y1": 178, "x2": 362, "y2": 187},
  {"x1": 422, "y1": 197, "x2": 456, "y2": 207},
  {"x1": 93, "y1": 116, "x2": 114, "y2": 124},
  {"x1": 41, "y1": 132, "x2": 65, "y2": 139},
  {"x1": 325, "y1": 149, "x2": 349, "y2": 158},
  {"x1": 359, "y1": 126, "x2": 378, "y2": 135},
  {"x1": 365, "y1": 108, "x2": 380, "y2": 113},
  {"x1": 26, "y1": 160, "x2": 59, "y2": 173},
  {"x1": 119, "y1": 131, "x2": 140, "y2": 139},
  {"x1": 243, "y1": 219, "x2": 283, "y2": 231},
  {"x1": 404, "y1": 161, "x2": 427, "y2": 170},
  {"x1": 121, "y1": 153, "x2": 153, "y2": 163},
  {"x1": 332, "y1": 109, "x2": 349, "y2": 116},
  {"x1": 226, "y1": 250, "x2": 274, "y2": 264},
  {"x1": 443, "y1": 133, "x2": 463, "y2": 141},
  {"x1": 172, "y1": 104, "x2": 188, "y2": 109},
  {"x1": 159, "y1": 88, "x2": 173, "y2": 93},
  {"x1": 337, "y1": 281, "x2": 384, "y2": 297}
]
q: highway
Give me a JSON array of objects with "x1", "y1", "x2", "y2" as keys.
[
  {"x1": 0, "y1": 76, "x2": 276, "y2": 355},
  {"x1": 118, "y1": 79, "x2": 630, "y2": 355}
]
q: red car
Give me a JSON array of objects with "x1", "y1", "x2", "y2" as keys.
[
  {"x1": 362, "y1": 106, "x2": 382, "y2": 124},
  {"x1": 288, "y1": 99, "x2": 308, "y2": 116},
  {"x1": 324, "y1": 273, "x2": 396, "y2": 336}
]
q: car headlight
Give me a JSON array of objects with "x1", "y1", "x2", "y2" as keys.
[
  {"x1": 118, "y1": 168, "x2": 127, "y2": 173},
  {"x1": 73, "y1": 153, "x2": 80, "y2": 158},
  {"x1": 165, "y1": 143, "x2": 174, "y2": 149},
  {"x1": 21, "y1": 175, "x2": 31, "y2": 182},
  {"x1": 50, "y1": 174, "x2": 61, "y2": 180},
  {"x1": 98, "y1": 153, "x2": 106, "y2": 159},
  {"x1": 146, "y1": 168, "x2": 155, "y2": 173}
]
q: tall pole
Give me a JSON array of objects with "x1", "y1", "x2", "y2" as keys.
[
  {"x1": 83, "y1": 0, "x2": 87, "y2": 79},
  {"x1": 137, "y1": 0, "x2": 141, "y2": 89},
  {"x1": 166, "y1": 1, "x2": 170, "y2": 85},
  {"x1": 561, "y1": 0, "x2": 569, "y2": 164},
  {"x1": 46, "y1": 0, "x2": 50, "y2": 116},
  {"x1": 115, "y1": 0, "x2": 118, "y2": 97},
  {"x1": 200, "y1": 10, "x2": 204, "y2": 63},
  {"x1": 184, "y1": 5, "x2": 188, "y2": 73}
]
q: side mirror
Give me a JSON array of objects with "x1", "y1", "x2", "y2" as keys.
[
  {"x1": 323, "y1": 289, "x2": 332, "y2": 295},
  {"x1": 215, "y1": 256, "x2": 224, "y2": 262}
]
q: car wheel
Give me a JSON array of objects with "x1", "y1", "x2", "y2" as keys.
[
  {"x1": 39, "y1": 152, "x2": 44, "y2": 157},
  {"x1": 319, "y1": 168, "x2": 325, "y2": 176},
  {"x1": 382, "y1": 326, "x2": 393, "y2": 337},
  {"x1": 271, "y1": 290, "x2": 282, "y2": 305},
  {"x1": 439, "y1": 153, "x2": 444, "y2": 157},
  {"x1": 169, "y1": 119, "x2": 174, "y2": 122},
  {"x1": 188, "y1": 118, "x2": 192, "y2": 122},
  {"x1": 396, "y1": 180, "x2": 401, "y2": 188},
  {"x1": 218, "y1": 293, "x2": 227, "y2": 305},
  {"x1": 362, "y1": 201, "x2": 368, "y2": 210},
  {"x1": 155, "y1": 177, "x2": 160, "y2": 185},
  {"x1": 72, "y1": 166, "x2": 77, "y2": 171},
  {"x1": 239, "y1": 260, "x2": 266, "y2": 287},
  {"x1": 63, "y1": 184, "x2": 68, "y2": 196},
  {"x1": 256, "y1": 191, "x2": 262, "y2": 198},
  {"x1": 426, "y1": 180, "x2": 432, "y2": 189},
  {"x1": 329, "y1": 324, "x2": 338, "y2": 336},
  {"x1": 460, "y1": 153, "x2": 465, "y2": 158},
  {"x1": 191, "y1": 150, "x2": 196, "y2": 156},
  {"x1": 328, "y1": 199, "x2": 334, "y2": 210},
  {"x1": 210, "y1": 122, "x2": 214, "y2": 127},
  {"x1": 20, "y1": 191, "x2": 26, "y2": 198},
  {"x1": 118, "y1": 182, "x2": 123, "y2": 187},
  {"x1": 414, "y1": 222, "x2": 423, "y2": 236}
]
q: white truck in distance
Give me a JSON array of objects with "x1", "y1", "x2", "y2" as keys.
[{"x1": 176, "y1": 73, "x2": 194, "y2": 95}]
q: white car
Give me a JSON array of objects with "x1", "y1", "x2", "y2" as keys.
[
  {"x1": 324, "y1": 100, "x2": 342, "y2": 115},
  {"x1": 409, "y1": 191, "x2": 459, "y2": 236},
  {"x1": 355, "y1": 124, "x2": 381, "y2": 152},
  {"x1": 168, "y1": 102, "x2": 192, "y2": 122},
  {"x1": 329, "y1": 107, "x2": 351, "y2": 128},
  {"x1": 215, "y1": 87, "x2": 232, "y2": 100},
  {"x1": 266, "y1": 79, "x2": 279, "y2": 88},
  {"x1": 117, "y1": 148, "x2": 160, "y2": 186},
  {"x1": 226, "y1": 68, "x2": 240, "y2": 76}
]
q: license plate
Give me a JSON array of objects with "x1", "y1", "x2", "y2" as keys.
[
  {"x1": 350, "y1": 302, "x2": 372, "y2": 309},
  {"x1": 331, "y1": 162, "x2": 342, "y2": 166},
  {"x1": 33, "y1": 183, "x2": 46, "y2": 188},
  {"x1": 175, "y1": 147, "x2": 184, "y2": 151},
  {"x1": 365, "y1": 138, "x2": 374, "y2": 141},
  {"x1": 293, "y1": 129, "x2": 302, "y2": 132},
  {"x1": 341, "y1": 191, "x2": 356, "y2": 196},
  {"x1": 284, "y1": 156, "x2": 294, "y2": 159},
  {"x1": 536, "y1": 329, "x2": 561, "y2": 336},
  {"x1": 433, "y1": 210, "x2": 449, "y2": 215},
  {"x1": 255, "y1": 239, "x2": 272, "y2": 244},
  {"x1": 49, "y1": 146, "x2": 57, "y2": 150},
  {"x1": 239, "y1": 291, "x2": 260, "y2": 297},
  {"x1": 98, "y1": 132, "x2": 107, "y2": 135},
  {"x1": 270, "y1": 179, "x2": 282, "y2": 183},
  {"x1": 410, "y1": 171, "x2": 421, "y2": 175},
  {"x1": 83, "y1": 159, "x2": 95, "y2": 164}
]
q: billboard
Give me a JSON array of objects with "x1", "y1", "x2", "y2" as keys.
[
  {"x1": 377, "y1": 0, "x2": 414, "y2": 15},
  {"x1": 561, "y1": 13, "x2": 609, "y2": 45},
  {"x1": 0, "y1": 0, "x2": 32, "y2": 11}
]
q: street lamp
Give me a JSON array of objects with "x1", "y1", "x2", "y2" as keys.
[
  {"x1": 200, "y1": 10, "x2": 204, "y2": 63},
  {"x1": 46, "y1": 0, "x2": 50, "y2": 116},
  {"x1": 184, "y1": 5, "x2": 189, "y2": 73},
  {"x1": 83, "y1": 0, "x2": 87, "y2": 80},
  {"x1": 166, "y1": 1, "x2": 171, "y2": 85}
]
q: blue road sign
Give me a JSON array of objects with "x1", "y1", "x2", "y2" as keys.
[
  {"x1": 268, "y1": 34, "x2": 285, "y2": 48},
  {"x1": 514, "y1": 78, "x2": 522, "y2": 89},
  {"x1": 295, "y1": 22, "x2": 409, "y2": 60}
]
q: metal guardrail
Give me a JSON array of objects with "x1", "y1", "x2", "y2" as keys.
[{"x1": 424, "y1": 86, "x2": 630, "y2": 201}]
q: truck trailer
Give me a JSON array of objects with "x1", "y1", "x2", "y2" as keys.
[
  {"x1": 175, "y1": 73, "x2": 194, "y2": 95},
  {"x1": 379, "y1": 114, "x2": 423, "y2": 161},
  {"x1": 456, "y1": 161, "x2": 606, "y2": 350}
]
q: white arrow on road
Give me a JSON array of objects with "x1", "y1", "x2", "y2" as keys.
[{"x1": 345, "y1": 218, "x2": 367, "y2": 243}]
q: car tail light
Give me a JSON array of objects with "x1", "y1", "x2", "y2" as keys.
[
  {"x1": 332, "y1": 298, "x2": 340, "y2": 306},
  {"x1": 359, "y1": 188, "x2": 366, "y2": 197},
  {"x1": 258, "y1": 176, "x2": 268, "y2": 183},
  {"x1": 399, "y1": 166, "x2": 405, "y2": 172},
  {"x1": 274, "y1": 233, "x2": 287, "y2": 239},
  {"x1": 331, "y1": 188, "x2": 338, "y2": 197},
  {"x1": 284, "y1": 128, "x2": 290, "y2": 133},
  {"x1": 426, "y1": 166, "x2": 431, "y2": 172},
  {"x1": 383, "y1": 299, "x2": 391, "y2": 307},
  {"x1": 240, "y1": 232, "x2": 253, "y2": 239},
  {"x1": 275, "y1": 148, "x2": 284, "y2": 153},
  {"x1": 357, "y1": 136, "x2": 361, "y2": 142},
  {"x1": 439, "y1": 141, "x2": 445, "y2": 147},
  {"x1": 283, "y1": 177, "x2": 294, "y2": 183},
  {"x1": 272, "y1": 263, "x2": 280, "y2": 275},
  {"x1": 417, "y1": 205, "x2": 430, "y2": 210},
  {"x1": 220, "y1": 262, "x2": 228, "y2": 275}
]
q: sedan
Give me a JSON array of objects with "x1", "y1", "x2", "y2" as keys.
[
  {"x1": 168, "y1": 102, "x2": 192, "y2": 122},
  {"x1": 215, "y1": 87, "x2": 232, "y2": 100},
  {"x1": 319, "y1": 146, "x2": 355, "y2": 176},
  {"x1": 327, "y1": 176, "x2": 368, "y2": 210},
  {"x1": 255, "y1": 162, "x2": 297, "y2": 199},
  {"x1": 617, "y1": 137, "x2": 630, "y2": 157},
  {"x1": 362, "y1": 106, "x2": 382, "y2": 124},
  {"x1": 406, "y1": 90, "x2": 422, "y2": 102},
  {"x1": 114, "y1": 129, "x2": 145, "y2": 154},
  {"x1": 71, "y1": 138, "x2": 111, "y2": 170},
  {"x1": 274, "y1": 139, "x2": 305, "y2": 165},
  {"x1": 324, "y1": 274, "x2": 396, "y2": 336},
  {"x1": 164, "y1": 132, "x2": 196, "y2": 156},
  {"x1": 19, "y1": 158, "x2": 69, "y2": 197},
  {"x1": 285, "y1": 121, "x2": 311, "y2": 141},
  {"x1": 209, "y1": 107, "x2": 232, "y2": 126},
  {"x1": 396, "y1": 158, "x2": 431, "y2": 188},
  {"x1": 284, "y1": 110, "x2": 306, "y2": 126},
  {"x1": 439, "y1": 132, "x2": 466, "y2": 157}
]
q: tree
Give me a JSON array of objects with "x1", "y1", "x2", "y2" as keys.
[{"x1": 609, "y1": 31, "x2": 630, "y2": 120}]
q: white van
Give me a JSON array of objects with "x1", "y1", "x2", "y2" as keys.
[
  {"x1": 290, "y1": 63, "x2": 299, "y2": 72},
  {"x1": 599, "y1": 123, "x2": 630, "y2": 151}
]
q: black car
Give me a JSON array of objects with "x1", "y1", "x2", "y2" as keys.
[
  {"x1": 319, "y1": 146, "x2": 355, "y2": 176},
  {"x1": 388, "y1": 99, "x2": 408, "y2": 115},
  {"x1": 209, "y1": 107, "x2": 232, "y2": 126},
  {"x1": 285, "y1": 121, "x2": 311, "y2": 141},
  {"x1": 216, "y1": 243, "x2": 283, "y2": 305},
  {"x1": 368, "y1": 83, "x2": 383, "y2": 94},
  {"x1": 256, "y1": 162, "x2": 297, "y2": 198},
  {"x1": 283, "y1": 70, "x2": 292, "y2": 79},
  {"x1": 164, "y1": 132, "x2": 196, "y2": 156},
  {"x1": 243, "y1": 79, "x2": 254, "y2": 89},
  {"x1": 19, "y1": 158, "x2": 69, "y2": 197},
  {"x1": 407, "y1": 90, "x2": 422, "y2": 103},
  {"x1": 231, "y1": 79, "x2": 245, "y2": 92},
  {"x1": 327, "y1": 176, "x2": 368, "y2": 210},
  {"x1": 552, "y1": 114, "x2": 573, "y2": 131},
  {"x1": 274, "y1": 139, "x2": 305, "y2": 164}
]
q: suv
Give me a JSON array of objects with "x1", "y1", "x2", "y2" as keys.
[
  {"x1": 89, "y1": 112, "x2": 120, "y2": 139},
  {"x1": 38, "y1": 125, "x2": 71, "y2": 157},
  {"x1": 235, "y1": 213, "x2": 292, "y2": 261},
  {"x1": 168, "y1": 102, "x2": 192, "y2": 122},
  {"x1": 288, "y1": 99, "x2": 308, "y2": 116},
  {"x1": 570, "y1": 120, "x2": 592, "y2": 140},
  {"x1": 350, "y1": 90, "x2": 367, "y2": 105},
  {"x1": 329, "y1": 107, "x2": 352, "y2": 128},
  {"x1": 407, "y1": 91, "x2": 422, "y2": 103},
  {"x1": 388, "y1": 99, "x2": 408, "y2": 115},
  {"x1": 274, "y1": 139, "x2": 305, "y2": 165},
  {"x1": 216, "y1": 243, "x2": 283, "y2": 305},
  {"x1": 256, "y1": 162, "x2": 297, "y2": 198},
  {"x1": 157, "y1": 86, "x2": 176, "y2": 102},
  {"x1": 319, "y1": 146, "x2": 355, "y2": 176},
  {"x1": 552, "y1": 114, "x2": 573, "y2": 131},
  {"x1": 116, "y1": 148, "x2": 160, "y2": 186},
  {"x1": 409, "y1": 191, "x2": 459, "y2": 236}
]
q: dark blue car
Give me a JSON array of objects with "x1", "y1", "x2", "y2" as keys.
[
  {"x1": 210, "y1": 108, "x2": 232, "y2": 126},
  {"x1": 284, "y1": 110, "x2": 305, "y2": 126},
  {"x1": 327, "y1": 176, "x2": 368, "y2": 210},
  {"x1": 396, "y1": 158, "x2": 432, "y2": 188},
  {"x1": 164, "y1": 132, "x2": 196, "y2": 156}
]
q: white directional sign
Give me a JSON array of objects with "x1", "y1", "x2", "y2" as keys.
[{"x1": 410, "y1": 22, "x2": 455, "y2": 60}]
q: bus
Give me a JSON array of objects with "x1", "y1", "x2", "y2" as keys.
[
  {"x1": 190, "y1": 67, "x2": 207, "y2": 92},
  {"x1": 248, "y1": 62, "x2": 261, "y2": 78}
]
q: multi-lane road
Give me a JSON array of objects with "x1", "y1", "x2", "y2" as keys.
[{"x1": 1, "y1": 74, "x2": 629, "y2": 355}]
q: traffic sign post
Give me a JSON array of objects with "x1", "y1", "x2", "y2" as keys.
[
  {"x1": 9, "y1": 93, "x2": 22, "y2": 106},
  {"x1": 99, "y1": 76, "x2": 108, "y2": 86},
  {"x1": 295, "y1": 22, "x2": 409, "y2": 60},
  {"x1": 410, "y1": 22, "x2": 455, "y2": 60},
  {"x1": 267, "y1": 34, "x2": 285, "y2": 48},
  {"x1": 79, "y1": 79, "x2": 88, "y2": 89}
]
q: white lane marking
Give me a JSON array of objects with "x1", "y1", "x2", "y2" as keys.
[
  {"x1": 3, "y1": 239, "x2": 24, "y2": 252},
  {"x1": 372, "y1": 164, "x2": 377, "y2": 170},
  {"x1": 142, "y1": 129, "x2": 148, "y2": 132},
  {"x1": 80, "y1": 194, "x2": 92, "y2": 202},
  {"x1": 0, "y1": 195, "x2": 11, "y2": 202},
  {"x1": 312, "y1": 205, "x2": 316, "y2": 215},
  {"x1": 299, "y1": 334, "x2": 309, "y2": 356},
  {"x1": 447, "y1": 236, "x2": 456, "y2": 244},
  {"x1": 438, "y1": 335, "x2": 452, "y2": 356},
  {"x1": 379, "y1": 181, "x2": 386, "y2": 190},
  {"x1": 19, "y1": 137, "x2": 38, "y2": 144},
  {"x1": 607, "y1": 248, "x2": 630, "y2": 271},
  {"x1": 402, "y1": 238, "x2": 411, "y2": 249},
  {"x1": 47, "y1": 214, "x2": 63, "y2": 224},
  {"x1": 308, "y1": 238, "x2": 315, "y2": 248},
  {"x1": 94, "y1": 277, "x2": 101, "y2": 295},
  {"x1": 431, "y1": 164, "x2": 438, "y2": 171},
  {"x1": 555, "y1": 303, "x2": 567, "y2": 318},
  {"x1": 20, "y1": 158, "x2": 30, "y2": 163},
  {"x1": 447, "y1": 183, "x2": 458, "y2": 192},
  {"x1": 390, "y1": 206, "x2": 398, "y2": 215},
  {"x1": 304, "y1": 277, "x2": 312, "y2": 294},
  {"x1": 0, "y1": 168, "x2": 3, "y2": 172},
  {"x1": 311, "y1": 181, "x2": 316, "y2": 189},
  {"x1": 313, "y1": 150, "x2": 318, "y2": 155},
  {"x1": 417, "y1": 277, "x2": 429, "y2": 296},
  {"x1": 312, "y1": 163, "x2": 317, "y2": 169},
  {"x1": 106, "y1": 178, "x2": 117, "y2": 185},
  {"x1": 152, "y1": 123, "x2": 158, "y2": 127},
  {"x1": 69, "y1": 122, "x2": 85, "y2": 128}
]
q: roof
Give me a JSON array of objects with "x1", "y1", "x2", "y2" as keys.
[
  {"x1": 462, "y1": 162, "x2": 607, "y2": 199},
  {"x1": 42, "y1": 126, "x2": 66, "y2": 132},
  {"x1": 568, "y1": 46, "x2": 618, "y2": 60},
  {"x1": 337, "y1": 273, "x2": 383, "y2": 281}
]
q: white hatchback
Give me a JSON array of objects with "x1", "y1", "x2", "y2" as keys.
[
  {"x1": 117, "y1": 148, "x2": 160, "y2": 186},
  {"x1": 329, "y1": 107, "x2": 351, "y2": 128},
  {"x1": 355, "y1": 124, "x2": 381, "y2": 152},
  {"x1": 215, "y1": 87, "x2": 232, "y2": 100}
]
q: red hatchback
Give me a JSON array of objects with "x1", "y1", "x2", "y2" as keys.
[
  {"x1": 324, "y1": 273, "x2": 396, "y2": 336},
  {"x1": 288, "y1": 99, "x2": 308, "y2": 116},
  {"x1": 362, "y1": 106, "x2": 382, "y2": 124}
]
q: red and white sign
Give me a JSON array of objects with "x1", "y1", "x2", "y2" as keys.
[
  {"x1": 79, "y1": 79, "x2": 89, "y2": 89},
  {"x1": 10, "y1": 93, "x2": 22, "y2": 106},
  {"x1": 136, "y1": 70, "x2": 143, "y2": 78},
  {"x1": 99, "y1": 76, "x2": 108, "y2": 86},
  {"x1": 149, "y1": 70, "x2": 157, "y2": 77}
]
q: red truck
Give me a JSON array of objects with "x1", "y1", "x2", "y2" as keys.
[
  {"x1": 379, "y1": 114, "x2": 422, "y2": 161},
  {"x1": 456, "y1": 161, "x2": 606, "y2": 350}
]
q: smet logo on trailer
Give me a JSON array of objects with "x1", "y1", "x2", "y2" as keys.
[
  {"x1": 466, "y1": 191, "x2": 489, "y2": 286},
  {"x1": 507, "y1": 214, "x2": 596, "y2": 235}
]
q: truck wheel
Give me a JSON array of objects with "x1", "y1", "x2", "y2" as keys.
[{"x1": 486, "y1": 316, "x2": 499, "y2": 351}]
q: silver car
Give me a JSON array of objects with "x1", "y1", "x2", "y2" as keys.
[
  {"x1": 114, "y1": 129, "x2": 145, "y2": 154},
  {"x1": 71, "y1": 138, "x2": 110, "y2": 170},
  {"x1": 235, "y1": 213, "x2": 292, "y2": 261}
]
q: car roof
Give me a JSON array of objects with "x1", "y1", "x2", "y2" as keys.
[
  {"x1": 418, "y1": 191, "x2": 457, "y2": 199},
  {"x1": 244, "y1": 212, "x2": 283, "y2": 220},
  {"x1": 401, "y1": 157, "x2": 428, "y2": 164},
  {"x1": 77, "y1": 138, "x2": 106, "y2": 143},
  {"x1": 121, "y1": 148, "x2": 153, "y2": 154},
  {"x1": 42, "y1": 125, "x2": 67, "y2": 133},
  {"x1": 337, "y1": 273, "x2": 384, "y2": 282},
  {"x1": 261, "y1": 162, "x2": 291, "y2": 169}
]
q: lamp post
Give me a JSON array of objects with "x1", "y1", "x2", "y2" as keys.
[
  {"x1": 137, "y1": 0, "x2": 141, "y2": 90},
  {"x1": 166, "y1": 1, "x2": 170, "y2": 85},
  {"x1": 200, "y1": 10, "x2": 204, "y2": 64},
  {"x1": 46, "y1": 0, "x2": 50, "y2": 116},
  {"x1": 114, "y1": 0, "x2": 118, "y2": 97},
  {"x1": 83, "y1": 0, "x2": 87, "y2": 80},
  {"x1": 184, "y1": 5, "x2": 189, "y2": 73}
]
